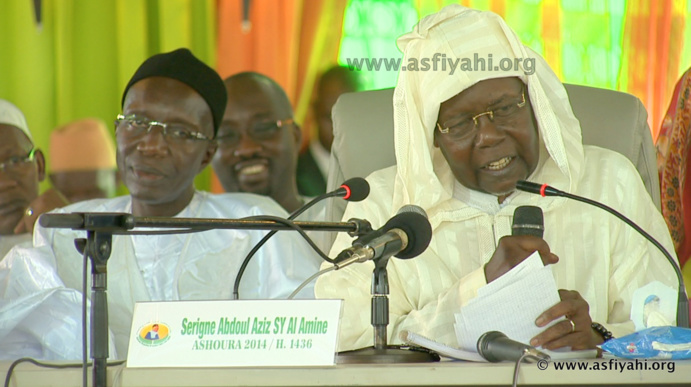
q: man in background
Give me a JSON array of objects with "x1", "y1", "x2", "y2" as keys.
[
  {"x1": 212, "y1": 72, "x2": 305, "y2": 214},
  {"x1": 48, "y1": 118, "x2": 118, "y2": 203},
  {"x1": 0, "y1": 99, "x2": 68, "y2": 257},
  {"x1": 297, "y1": 65, "x2": 363, "y2": 196}
]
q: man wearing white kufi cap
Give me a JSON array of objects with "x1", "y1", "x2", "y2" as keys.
[
  {"x1": 316, "y1": 5, "x2": 678, "y2": 352},
  {"x1": 0, "y1": 99, "x2": 69, "y2": 257}
]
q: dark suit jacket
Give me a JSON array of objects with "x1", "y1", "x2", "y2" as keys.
[{"x1": 296, "y1": 148, "x2": 327, "y2": 197}]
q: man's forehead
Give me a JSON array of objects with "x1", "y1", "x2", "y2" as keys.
[
  {"x1": 226, "y1": 84, "x2": 292, "y2": 118},
  {"x1": 444, "y1": 77, "x2": 523, "y2": 108},
  {"x1": 123, "y1": 78, "x2": 212, "y2": 123},
  {"x1": 0, "y1": 124, "x2": 32, "y2": 148}
]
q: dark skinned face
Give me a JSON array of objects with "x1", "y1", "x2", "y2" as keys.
[
  {"x1": 0, "y1": 125, "x2": 44, "y2": 234},
  {"x1": 212, "y1": 78, "x2": 300, "y2": 206},
  {"x1": 434, "y1": 77, "x2": 539, "y2": 202},
  {"x1": 117, "y1": 77, "x2": 217, "y2": 216}
]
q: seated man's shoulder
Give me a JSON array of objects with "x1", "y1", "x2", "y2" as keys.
[
  {"x1": 202, "y1": 191, "x2": 288, "y2": 217},
  {"x1": 582, "y1": 145, "x2": 642, "y2": 182},
  {"x1": 580, "y1": 145, "x2": 653, "y2": 203},
  {"x1": 55, "y1": 196, "x2": 130, "y2": 213},
  {"x1": 365, "y1": 165, "x2": 397, "y2": 193},
  {"x1": 583, "y1": 145, "x2": 632, "y2": 166},
  {"x1": 35, "y1": 196, "x2": 131, "y2": 242}
]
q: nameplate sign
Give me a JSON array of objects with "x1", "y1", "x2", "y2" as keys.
[{"x1": 126, "y1": 299, "x2": 342, "y2": 368}]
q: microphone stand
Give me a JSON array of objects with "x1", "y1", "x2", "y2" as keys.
[
  {"x1": 67, "y1": 213, "x2": 132, "y2": 387},
  {"x1": 337, "y1": 255, "x2": 439, "y2": 363},
  {"x1": 39, "y1": 212, "x2": 371, "y2": 384}
]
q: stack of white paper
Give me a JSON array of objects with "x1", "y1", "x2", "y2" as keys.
[
  {"x1": 401, "y1": 252, "x2": 598, "y2": 361},
  {"x1": 454, "y1": 251, "x2": 563, "y2": 351}
]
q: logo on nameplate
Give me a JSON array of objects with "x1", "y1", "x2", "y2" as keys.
[{"x1": 136, "y1": 322, "x2": 171, "y2": 347}]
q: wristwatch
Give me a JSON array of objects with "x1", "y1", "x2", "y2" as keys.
[{"x1": 591, "y1": 322, "x2": 613, "y2": 342}]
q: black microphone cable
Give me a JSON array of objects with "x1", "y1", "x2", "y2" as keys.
[
  {"x1": 516, "y1": 180, "x2": 690, "y2": 328},
  {"x1": 232, "y1": 178, "x2": 370, "y2": 299}
]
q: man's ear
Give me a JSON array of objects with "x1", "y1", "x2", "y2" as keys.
[
  {"x1": 34, "y1": 149, "x2": 46, "y2": 182},
  {"x1": 199, "y1": 141, "x2": 218, "y2": 173}
]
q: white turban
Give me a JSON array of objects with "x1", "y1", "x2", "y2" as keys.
[{"x1": 390, "y1": 5, "x2": 584, "y2": 220}]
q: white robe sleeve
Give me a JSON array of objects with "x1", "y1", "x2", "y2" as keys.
[{"x1": 0, "y1": 242, "x2": 118, "y2": 360}]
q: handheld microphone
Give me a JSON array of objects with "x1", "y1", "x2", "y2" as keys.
[
  {"x1": 516, "y1": 180, "x2": 690, "y2": 328},
  {"x1": 334, "y1": 205, "x2": 432, "y2": 269},
  {"x1": 512, "y1": 206, "x2": 544, "y2": 238},
  {"x1": 477, "y1": 331, "x2": 550, "y2": 363},
  {"x1": 232, "y1": 178, "x2": 371, "y2": 299}
]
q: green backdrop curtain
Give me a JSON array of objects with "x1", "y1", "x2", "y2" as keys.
[
  {"x1": 339, "y1": 0, "x2": 691, "y2": 137},
  {"x1": 0, "y1": 0, "x2": 217, "y2": 193},
  {"x1": 2, "y1": 0, "x2": 690, "y2": 193}
]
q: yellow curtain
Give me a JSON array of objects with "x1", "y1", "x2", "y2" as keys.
[
  {"x1": 619, "y1": 0, "x2": 687, "y2": 138},
  {"x1": 410, "y1": 0, "x2": 688, "y2": 137},
  {"x1": 0, "y1": 0, "x2": 217, "y2": 192},
  {"x1": 213, "y1": 0, "x2": 347, "y2": 193}
]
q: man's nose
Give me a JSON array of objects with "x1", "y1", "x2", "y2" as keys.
[
  {"x1": 233, "y1": 133, "x2": 262, "y2": 158},
  {"x1": 136, "y1": 125, "x2": 168, "y2": 153},
  {"x1": 473, "y1": 116, "x2": 504, "y2": 148}
]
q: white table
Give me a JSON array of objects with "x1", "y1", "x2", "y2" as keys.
[{"x1": 3, "y1": 359, "x2": 690, "y2": 386}]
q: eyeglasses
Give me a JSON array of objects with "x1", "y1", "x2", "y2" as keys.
[
  {"x1": 436, "y1": 88, "x2": 527, "y2": 139},
  {"x1": 115, "y1": 114, "x2": 212, "y2": 143},
  {"x1": 215, "y1": 118, "x2": 294, "y2": 147},
  {"x1": 0, "y1": 148, "x2": 36, "y2": 173}
]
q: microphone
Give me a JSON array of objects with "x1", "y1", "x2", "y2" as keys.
[
  {"x1": 232, "y1": 178, "x2": 371, "y2": 299},
  {"x1": 39, "y1": 213, "x2": 86, "y2": 229},
  {"x1": 516, "y1": 180, "x2": 690, "y2": 328},
  {"x1": 39, "y1": 212, "x2": 134, "y2": 231},
  {"x1": 334, "y1": 205, "x2": 432, "y2": 269},
  {"x1": 289, "y1": 177, "x2": 370, "y2": 219},
  {"x1": 332, "y1": 177, "x2": 370, "y2": 202},
  {"x1": 512, "y1": 206, "x2": 544, "y2": 238},
  {"x1": 334, "y1": 205, "x2": 439, "y2": 364},
  {"x1": 477, "y1": 331, "x2": 550, "y2": 362}
]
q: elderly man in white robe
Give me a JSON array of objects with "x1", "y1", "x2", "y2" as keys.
[
  {"x1": 0, "y1": 48, "x2": 323, "y2": 360},
  {"x1": 315, "y1": 6, "x2": 678, "y2": 352}
]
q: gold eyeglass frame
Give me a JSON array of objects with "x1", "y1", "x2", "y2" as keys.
[{"x1": 436, "y1": 88, "x2": 527, "y2": 134}]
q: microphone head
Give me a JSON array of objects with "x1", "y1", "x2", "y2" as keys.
[
  {"x1": 339, "y1": 177, "x2": 370, "y2": 202},
  {"x1": 476, "y1": 331, "x2": 507, "y2": 362},
  {"x1": 515, "y1": 180, "x2": 543, "y2": 194},
  {"x1": 384, "y1": 206, "x2": 432, "y2": 259},
  {"x1": 396, "y1": 204, "x2": 428, "y2": 217},
  {"x1": 516, "y1": 180, "x2": 562, "y2": 197},
  {"x1": 512, "y1": 206, "x2": 544, "y2": 238}
]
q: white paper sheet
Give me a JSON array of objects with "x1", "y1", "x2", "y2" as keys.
[{"x1": 454, "y1": 252, "x2": 563, "y2": 350}]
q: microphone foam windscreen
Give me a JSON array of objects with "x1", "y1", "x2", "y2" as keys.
[
  {"x1": 396, "y1": 204, "x2": 428, "y2": 218},
  {"x1": 512, "y1": 206, "x2": 544, "y2": 238},
  {"x1": 385, "y1": 211, "x2": 432, "y2": 259},
  {"x1": 341, "y1": 177, "x2": 370, "y2": 201}
]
